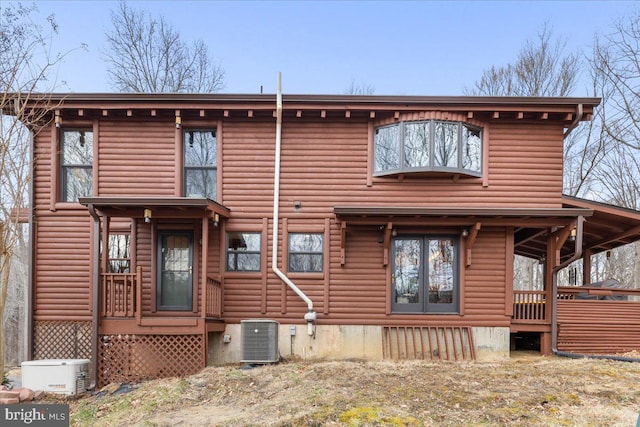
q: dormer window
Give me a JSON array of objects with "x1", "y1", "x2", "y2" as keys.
[{"x1": 374, "y1": 120, "x2": 482, "y2": 177}]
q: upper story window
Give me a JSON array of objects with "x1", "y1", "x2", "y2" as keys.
[
  {"x1": 61, "y1": 129, "x2": 93, "y2": 202},
  {"x1": 184, "y1": 130, "x2": 216, "y2": 200},
  {"x1": 226, "y1": 232, "x2": 261, "y2": 272},
  {"x1": 288, "y1": 233, "x2": 323, "y2": 273},
  {"x1": 374, "y1": 120, "x2": 481, "y2": 176}
]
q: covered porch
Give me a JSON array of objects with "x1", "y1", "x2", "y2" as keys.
[
  {"x1": 512, "y1": 195, "x2": 640, "y2": 355},
  {"x1": 79, "y1": 196, "x2": 230, "y2": 386}
]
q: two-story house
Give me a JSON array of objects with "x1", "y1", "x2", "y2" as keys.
[{"x1": 24, "y1": 91, "x2": 640, "y2": 388}]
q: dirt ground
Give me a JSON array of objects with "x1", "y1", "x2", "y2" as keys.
[{"x1": 43, "y1": 353, "x2": 640, "y2": 426}]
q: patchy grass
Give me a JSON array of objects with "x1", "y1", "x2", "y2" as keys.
[{"x1": 47, "y1": 355, "x2": 640, "y2": 426}]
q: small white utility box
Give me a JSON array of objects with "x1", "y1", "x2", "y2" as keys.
[{"x1": 21, "y1": 359, "x2": 90, "y2": 395}]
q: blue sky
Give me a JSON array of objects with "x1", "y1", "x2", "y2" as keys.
[{"x1": 29, "y1": 0, "x2": 636, "y2": 96}]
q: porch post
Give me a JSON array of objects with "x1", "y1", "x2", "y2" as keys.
[
  {"x1": 201, "y1": 216, "x2": 209, "y2": 317},
  {"x1": 582, "y1": 248, "x2": 591, "y2": 285},
  {"x1": 542, "y1": 231, "x2": 556, "y2": 355}
]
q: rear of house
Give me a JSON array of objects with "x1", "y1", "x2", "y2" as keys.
[{"x1": 27, "y1": 93, "x2": 640, "y2": 388}]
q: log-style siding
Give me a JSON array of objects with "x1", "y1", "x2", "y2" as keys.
[
  {"x1": 32, "y1": 101, "x2": 571, "y2": 328},
  {"x1": 557, "y1": 300, "x2": 640, "y2": 354},
  {"x1": 98, "y1": 120, "x2": 176, "y2": 196}
]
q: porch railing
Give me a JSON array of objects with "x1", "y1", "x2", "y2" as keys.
[
  {"x1": 512, "y1": 290, "x2": 547, "y2": 322},
  {"x1": 101, "y1": 266, "x2": 142, "y2": 319},
  {"x1": 206, "y1": 277, "x2": 223, "y2": 318},
  {"x1": 558, "y1": 286, "x2": 640, "y2": 300}
]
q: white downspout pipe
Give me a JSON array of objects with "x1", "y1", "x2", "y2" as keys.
[{"x1": 271, "y1": 72, "x2": 317, "y2": 336}]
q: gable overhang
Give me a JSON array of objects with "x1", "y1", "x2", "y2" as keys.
[
  {"x1": 334, "y1": 206, "x2": 592, "y2": 228},
  {"x1": 78, "y1": 196, "x2": 230, "y2": 220},
  {"x1": 22, "y1": 93, "x2": 600, "y2": 125}
]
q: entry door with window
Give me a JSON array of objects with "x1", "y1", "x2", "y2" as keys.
[
  {"x1": 392, "y1": 236, "x2": 458, "y2": 313},
  {"x1": 157, "y1": 232, "x2": 193, "y2": 311}
]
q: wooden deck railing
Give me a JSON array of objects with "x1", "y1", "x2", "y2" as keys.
[
  {"x1": 101, "y1": 266, "x2": 142, "y2": 318},
  {"x1": 512, "y1": 290, "x2": 547, "y2": 322},
  {"x1": 558, "y1": 286, "x2": 640, "y2": 300},
  {"x1": 206, "y1": 277, "x2": 223, "y2": 318}
]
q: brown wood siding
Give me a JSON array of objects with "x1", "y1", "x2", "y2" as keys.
[
  {"x1": 33, "y1": 212, "x2": 92, "y2": 320},
  {"x1": 98, "y1": 120, "x2": 176, "y2": 196},
  {"x1": 32, "y1": 109, "x2": 568, "y2": 327},
  {"x1": 557, "y1": 300, "x2": 640, "y2": 354},
  {"x1": 221, "y1": 120, "x2": 275, "y2": 216}
]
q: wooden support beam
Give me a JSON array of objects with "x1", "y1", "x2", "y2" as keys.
[
  {"x1": 492, "y1": 112, "x2": 500, "y2": 119},
  {"x1": 151, "y1": 109, "x2": 156, "y2": 117},
  {"x1": 590, "y1": 224, "x2": 640, "y2": 251},
  {"x1": 102, "y1": 110, "x2": 108, "y2": 116},
  {"x1": 200, "y1": 109, "x2": 205, "y2": 117},
  {"x1": 383, "y1": 222, "x2": 393, "y2": 266},
  {"x1": 370, "y1": 111, "x2": 376, "y2": 119},
  {"x1": 517, "y1": 112, "x2": 524, "y2": 119},
  {"x1": 340, "y1": 221, "x2": 347, "y2": 265},
  {"x1": 296, "y1": 110, "x2": 302, "y2": 118},
  {"x1": 224, "y1": 110, "x2": 229, "y2": 117},
  {"x1": 564, "y1": 113, "x2": 573, "y2": 121},
  {"x1": 540, "y1": 112, "x2": 548, "y2": 119},
  {"x1": 248, "y1": 110, "x2": 253, "y2": 118},
  {"x1": 467, "y1": 111, "x2": 474, "y2": 119},
  {"x1": 321, "y1": 110, "x2": 326, "y2": 118},
  {"x1": 78, "y1": 109, "x2": 84, "y2": 117},
  {"x1": 345, "y1": 110, "x2": 351, "y2": 118},
  {"x1": 127, "y1": 110, "x2": 133, "y2": 117},
  {"x1": 465, "y1": 222, "x2": 481, "y2": 267},
  {"x1": 394, "y1": 111, "x2": 400, "y2": 120}
]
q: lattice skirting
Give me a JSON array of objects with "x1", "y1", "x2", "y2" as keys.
[
  {"x1": 383, "y1": 326, "x2": 476, "y2": 361},
  {"x1": 98, "y1": 334, "x2": 204, "y2": 387},
  {"x1": 33, "y1": 321, "x2": 92, "y2": 360}
]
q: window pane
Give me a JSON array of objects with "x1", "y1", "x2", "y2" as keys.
[
  {"x1": 62, "y1": 167, "x2": 93, "y2": 202},
  {"x1": 289, "y1": 234, "x2": 323, "y2": 252},
  {"x1": 108, "y1": 234, "x2": 130, "y2": 273},
  {"x1": 374, "y1": 125, "x2": 400, "y2": 172},
  {"x1": 404, "y1": 122, "x2": 430, "y2": 168},
  {"x1": 433, "y1": 122, "x2": 458, "y2": 168},
  {"x1": 289, "y1": 254, "x2": 323, "y2": 272},
  {"x1": 184, "y1": 130, "x2": 216, "y2": 166},
  {"x1": 185, "y1": 168, "x2": 216, "y2": 199},
  {"x1": 227, "y1": 232, "x2": 261, "y2": 272},
  {"x1": 462, "y1": 126, "x2": 481, "y2": 172},
  {"x1": 393, "y1": 239, "x2": 421, "y2": 304},
  {"x1": 428, "y1": 239, "x2": 455, "y2": 304},
  {"x1": 62, "y1": 130, "x2": 93, "y2": 165}
]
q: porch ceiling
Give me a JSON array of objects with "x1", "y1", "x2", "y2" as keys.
[
  {"x1": 78, "y1": 196, "x2": 230, "y2": 220},
  {"x1": 514, "y1": 196, "x2": 640, "y2": 262}
]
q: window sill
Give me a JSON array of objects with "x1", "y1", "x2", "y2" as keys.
[
  {"x1": 224, "y1": 271, "x2": 262, "y2": 279},
  {"x1": 287, "y1": 272, "x2": 325, "y2": 280}
]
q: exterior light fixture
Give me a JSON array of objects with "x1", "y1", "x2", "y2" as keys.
[
  {"x1": 461, "y1": 228, "x2": 469, "y2": 237},
  {"x1": 569, "y1": 227, "x2": 577, "y2": 242},
  {"x1": 54, "y1": 113, "x2": 62, "y2": 128},
  {"x1": 391, "y1": 228, "x2": 397, "y2": 237},
  {"x1": 213, "y1": 213, "x2": 219, "y2": 227},
  {"x1": 175, "y1": 115, "x2": 182, "y2": 129},
  {"x1": 143, "y1": 209, "x2": 152, "y2": 223}
]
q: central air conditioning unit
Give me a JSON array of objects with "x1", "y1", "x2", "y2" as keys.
[
  {"x1": 241, "y1": 319, "x2": 279, "y2": 363},
  {"x1": 21, "y1": 359, "x2": 90, "y2": 395}
]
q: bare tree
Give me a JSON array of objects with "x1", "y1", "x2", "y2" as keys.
[
  {"x1": 466, "y1": 25, "x2": 610, "y2": 290},
  {"x1": 344, "y1": 79, "x2": 375, "y2": 95},
  {"x1": 1, "y1": 3, "x2": 66, "y2": 376},
  {"x1": 465, "y1": 24, "x2": 580, "y2": 97},
  {"x1": 104, "y1": 1, "x2": 225, "y2": 93}
]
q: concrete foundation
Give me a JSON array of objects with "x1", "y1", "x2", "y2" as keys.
[{"x1": 208, "y1": 324, "x2": 510, "y2": 365}]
